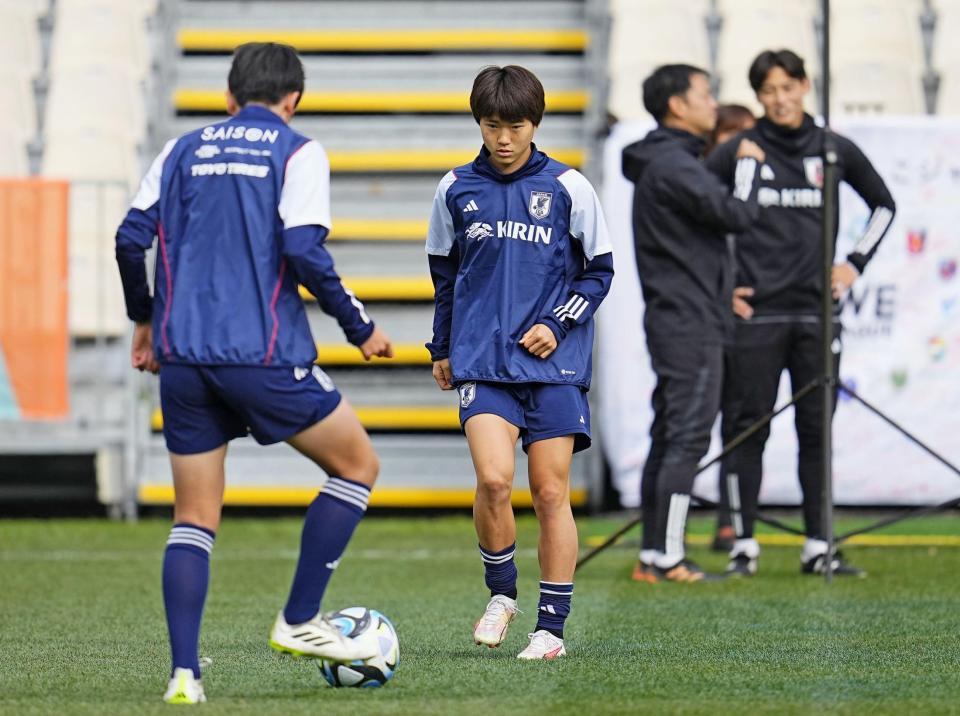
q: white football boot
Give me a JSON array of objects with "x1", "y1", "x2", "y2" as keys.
[
  {"x1": 162, "y1": 667, "x2": 206, "y2": 705},
  {"x1": 269, "y1": 611, "x2": 377, "y2": 662},
  {"x1": 517, "y1": 630, "x2": 566, "y2": 660},
  {"x1": 473, "y1": 595, "x2": 519, "y2": 647}
]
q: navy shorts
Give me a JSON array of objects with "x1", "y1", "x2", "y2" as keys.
[
  {"x1": 159, "y1": 363, "x2": 342, "y2": 455},
  {"x1": 457, "y1": 381, "x2": 591, "y2": 453}
]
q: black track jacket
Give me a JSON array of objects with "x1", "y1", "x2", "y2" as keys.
[
  {"x1": 623, "y1": 127, "x2": 760, "y2": 339},
  {"x1": 706, "y1": 115, "x2": 896, "y2": 317}
]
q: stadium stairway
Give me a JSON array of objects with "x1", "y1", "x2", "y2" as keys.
[{"x1": 137, "y1": 0, "x2": 609, "y2": 510}]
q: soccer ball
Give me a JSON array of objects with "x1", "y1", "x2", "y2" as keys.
[{"x1": 319, "y1": 607, "x2": 399, "y2": 687}]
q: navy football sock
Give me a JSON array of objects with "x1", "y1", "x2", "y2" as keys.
[
  {"x1": 162, "y1": 523, "x2": 215, "y2": 679},
  {"x1": 479, "y1": 542, "x2": 518, "y2": 599},
  {"x1": 283, "y1": 477, "x2": 370, "y2": 624},
  {"x1": 535, "y1": 581, "x2": 573, "y2": 639}
]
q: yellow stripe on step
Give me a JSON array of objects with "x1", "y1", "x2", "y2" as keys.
[
  {"x1": 151, "y1": 405, "x2": 460, "y2": 432},
  {"x1": 300, "y1": 276, "x2": 435, "y2": 302},
  {"x1": 177, "y1": 28, "x2": 589, "y2": 53}
]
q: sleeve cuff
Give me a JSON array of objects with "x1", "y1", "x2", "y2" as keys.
[
  {"x1": 425, "y1": 341, "x2": 449, "y2": 362},
  {"x1": 538, "y1": 314, "x2": 568, "y2": 342},
  {"x1": 846, "y1": 253, "x2": 867, "y2": 275},
  {"x1": 346, "y1": 321, "x2": 376, "y2": 347}
]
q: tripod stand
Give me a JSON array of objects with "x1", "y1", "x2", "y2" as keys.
[{"x1": 578, "y1": 0, "x2": 960, "y2": 579}]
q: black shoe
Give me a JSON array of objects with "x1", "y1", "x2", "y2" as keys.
[
  {"x1": 711, "y1": 527, "x2": 735, "y2": 553},
  {"x1": 801, "y1": 550, "x2": 867, "y2": 578},
  {"x1": 725, "y1": 553, "x2": 757, "y2": 577}
]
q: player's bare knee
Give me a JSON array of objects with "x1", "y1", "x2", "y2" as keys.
[
  {"x1": 530, "y1": 477, "x2": 568, "y2": 513},
  {"x1": 476, "y1": 470, "x2": 513, "y2": 505},
  {"x1": 340, "y1": 446, "x2": 379, "y2": 487}
]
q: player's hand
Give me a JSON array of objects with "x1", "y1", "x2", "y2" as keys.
[
  {"x1": 432, "y1": 358, "x2": 454, "y2": 390},
  {"x1": 831, "y1": 262, "x2": 859, "y2": 299},
  {"x1": 131, "y1": 322, "x2": 159, "y2": 374},
  {"x1": 519, "y1": 323, "x2": 557, "y2": 359},
  {"x1": 359, "y1": 326, "x2": 393, "y2": 361},
  {"x1": 736, "y1": 139, "x2": 766, "y2": 163},
  {"x1": 732, "y1": 286, "x2": 755, "y2": 320}
]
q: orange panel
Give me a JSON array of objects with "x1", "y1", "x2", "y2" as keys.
[{"x1": 0, "y1": 179, "x2": 70, "y2": 419}]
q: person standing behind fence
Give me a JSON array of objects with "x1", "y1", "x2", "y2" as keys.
[
  {"x1": 705, "y1": 49, "x2": 896, "y2": 578},
  {"x1": 115, "y1": 42, "x2": 394, "y2": 704},
  {"x1": 623, "y1": 65, "x2": 764, "y2": 583},
  {"x1": 703, "y1": 104, "x2": 758, "y2": 554}
]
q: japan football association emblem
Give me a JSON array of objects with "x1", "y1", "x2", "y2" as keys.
[
  {"x1": 803, "y1": 156, "x2": 824, "y2": 188},
  {"x1": 528, "y1": 191, "x2": 553, "y2": 220},
  {"x1": 459, "y1": 382, "x2": 476, "y2": 408}
]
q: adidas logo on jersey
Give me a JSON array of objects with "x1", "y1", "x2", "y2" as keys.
[{"x1": 463, "y1": 200, "x2": 479, "y2": 213}]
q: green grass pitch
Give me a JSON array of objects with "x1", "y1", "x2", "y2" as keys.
[{"x1": 2, "y1": 513, "x2": 959, "y2": 715}]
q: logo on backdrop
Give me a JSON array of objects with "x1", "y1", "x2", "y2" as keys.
[
  {"x1": 459, "y1": 382, "x2": 476, "y2": 408},
  {"x1": 840, "y1": 283, "x2": 897, "y2": 338},
  {"x1": 528, "y1": 191, "x2": 552, "y2": 220},
  {"x1": 906, "y1": 229, "x2": 926, "y2": 254},
  {"x1": 939, "y1": 258, "x2": 957, "y2": 281},
  {"x1": 803, "y1": 156, "x2": 824, "y2": 188}
]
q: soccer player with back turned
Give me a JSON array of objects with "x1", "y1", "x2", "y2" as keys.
[
  {"x1": 622, "y1": 65, "x2": 764, "y2": 583},
  {"x1": 115, "y1": 43, "x2": 393, "y2": 704},
  {"x1": 706, "y1": 50, "x2": 895, "y2": 578},
  {"x1": 426, "y1": 66, "x2": 613, "y2": 659}
]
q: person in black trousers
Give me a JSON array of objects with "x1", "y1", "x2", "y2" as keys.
[
  {"x1": 623, "y1": 65, "x2": 764, "y2": 583},
  {"x1": 706, "y1": 50, "x2": 896, "y2": 577}
]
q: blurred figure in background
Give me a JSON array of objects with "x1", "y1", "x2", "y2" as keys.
[
  {"x1": 704, "y1": 104, "x2": 758, "y2": 554},
  {"x1": 623, "y1": 65, "x2": 763, "y2": 583}
]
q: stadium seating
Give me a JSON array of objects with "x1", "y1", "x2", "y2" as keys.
[
  {"x1": 715, "y1": 0, "x2": 820, "y2": 111},
  {"x1": 831, "y1": 0, "x2": 924, "y2": 67},
  {"x1": 832, "y1": 61, "x2": 926, "y2": 115},
  {"x1": 607, "y1": 0, "x2": 711, "y2": 120}
]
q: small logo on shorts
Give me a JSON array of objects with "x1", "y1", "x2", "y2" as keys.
[
  {"x1": 294, "y1": 366, "x2": 309, "y2": 381},
  {"x1": 580, "y1": 415, "x2": 585, "y2": 425},
  {"x1": 459, "y1": 382, "x2": 476, "y2": 408},
  {"x1": 560, "y1": 369, "x2": 576, "y2": 376},
  {"x1": 312, "y1": 366, "x2": 335, "y2": 392}
]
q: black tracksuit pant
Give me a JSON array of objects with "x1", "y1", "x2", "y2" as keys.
[
  {"x1": 640, "y1": 333, "x2": 724, "y2": 556},
  {"x1": 720, "y1": 318, "x2": 840, "y2": 541}
]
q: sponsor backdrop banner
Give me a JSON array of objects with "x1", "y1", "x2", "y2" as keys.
[{"x1": 598, "y1": 118, "x2": 960, "y2": 507}]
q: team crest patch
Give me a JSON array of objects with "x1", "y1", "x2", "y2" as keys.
[
  {"x1": 803, "y1": 156, "x2": 824, "y2": 188},
  {"x1": 312, "y1": 366, "x2": 335, "y2": 392},
  {"x1": 528, "y1": 191, "x2": 553, "y2": 220},
  {"x1": 459, "y1": 382, "x2": 477, "y2": 408}
]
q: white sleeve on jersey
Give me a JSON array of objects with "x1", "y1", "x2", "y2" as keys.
[
  {"x1": 558, "y1": 169, "x2": 613, "y2": 260},
  {"x1": 278, "y1": 140, "x2": 333, "y2": 230},
  {"x1": 130, "y1": 138, "x2": 178, "y2": 211},
  {"x1": 425, "y1": 171, "x2": 458, "y2": 256}
]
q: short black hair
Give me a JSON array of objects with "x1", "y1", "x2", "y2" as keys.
[
  {"x1": 469, "y1": 65, "x2": 545, "y2": 126},
  {"x1": 748, "y1": 49, "x2": 807, "y2": 91},
  {"x1": 642, "y1": 64, "x2": 709, "y2": 123},
  {"x1": 228, "y1": 42, "x2": 305, "y2": 107}
]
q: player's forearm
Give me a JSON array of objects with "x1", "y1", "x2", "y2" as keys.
[
  {"x1": 115, "y1": 207, "x2": 157, "y2": 322},
  {"x1": 846, "y1": 202, "x2": 896, "y2": 273},
  {"x1": 426, "y1": 253, "x2": 457, "y2": 361},
  {"x1": 283, "y1": 226, "x2": 374, "y2": 346},
  {"x1": 540, "y1": 252, "x2": 614, "y2": 340}
]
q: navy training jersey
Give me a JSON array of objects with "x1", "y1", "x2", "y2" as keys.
[
  {"x1": 119, "y1": 105, "x2": 371, "y2": 365},
  {"x1": 426, "y1": 146, "x2": 613, "y2": 389}
]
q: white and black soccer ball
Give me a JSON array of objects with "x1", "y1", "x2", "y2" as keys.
[{"x1": 319, "y1": 607, "x2": 399, "y2": 688}]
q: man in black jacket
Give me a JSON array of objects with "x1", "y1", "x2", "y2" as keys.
[
  {"x1": 706, "y1": 50, "x2": 896, "y2": 578},
  {"x1": 623, "y1": 64, "x2": 764, "y2": 583}
]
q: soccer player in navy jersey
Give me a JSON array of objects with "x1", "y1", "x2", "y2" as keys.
[
  {"x1": 115, "y1": 43, "x2": 393, "y2": 704},
  {"x1": 426, "y1": 66, "x2": 614, "y2": 660}
]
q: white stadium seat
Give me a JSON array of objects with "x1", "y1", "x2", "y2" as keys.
[
  {"x1": 0, "y1": 8, "x2": 42, "y2": 75},
  {"x1": 716, "y1": 0, "x2": 820, "y2": 112},
  {"x1": 42, "y1": 129, "x2": 140, "y2": 189},
  {"x1": 45, "y1": 69, "x2": 145, "y2": 140},
  {"x1": 608, "y1": 0, "x2": 711, "y2": 120},
  {"x1": 831, "y1": 0, "x2": 924, "y2": 66},
  {"x1": 832, "y1": 61, "x2": 925, "y2": 115},
  {"x1": 0, "y1": 70, "x2": 38, "y2": 140}
]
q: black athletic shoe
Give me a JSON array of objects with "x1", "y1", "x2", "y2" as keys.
[
  {"x1": 801, "y1": 551, "x2": 867, "y2": 578},
  {"x1": 725, "y1": 553, "x2": 757, "y2": 577},
  {"x1": 711, "y1": 526, "x2": 736, "y2": 553}
]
